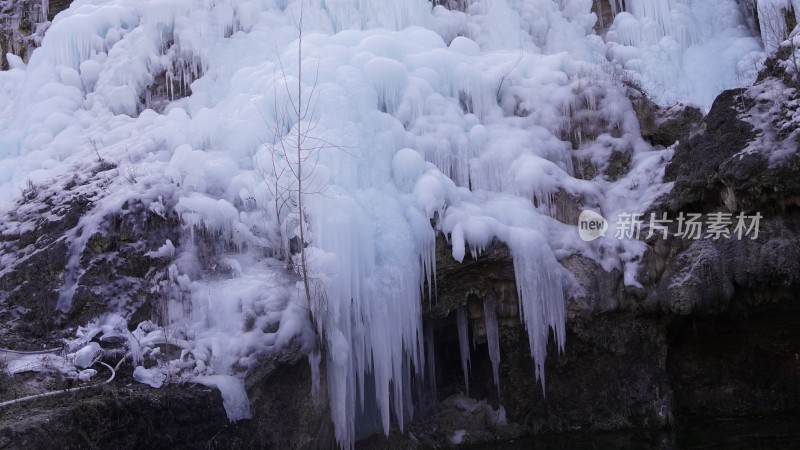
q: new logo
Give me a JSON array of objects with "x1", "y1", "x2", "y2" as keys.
[{"x1": 578, "y1": 210, "x2": 608, "y2": 241}]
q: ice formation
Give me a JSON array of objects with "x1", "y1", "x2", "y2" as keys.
[
  {"x1": 0, "y1": 0, "x2": 771, "y2": 448},
  {"x1": 755, "y1": 0, "x2": 800, "y2": 51},
  {"x1": 483, "y1": 296, "x2": 501, "y2": 391},
  {"x1": 604, "y1": 0, "x2": 767, "y2": 107}
]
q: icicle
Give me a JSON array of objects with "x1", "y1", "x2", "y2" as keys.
[
  {"x1": 321, "y1": 0, "x2": 433, "y2": 32},
  {"x1": 364, "y1": 57, "x2": 409, "y2": 114},
  {"x1": 610, "y1": 0, "x2": 624, "y2": 16},
  {"x1": 483, "y1": 296, "x2": 501, "y2": 394},
  {"x1": 508, "y1": 228, "x2": 565, "y2": 394},
  {"x1": 41, "y1": 0, "x2": 49, "y2": 21},
  {"x1": 306, "y1": 192, "x2": 427, "y2": 450},
  {"x1": 456, "y1": 306, "x2": 471, "y2": 396},
  {"x1": 758, "y1": 0, "x2": 800, "y2": 52}
]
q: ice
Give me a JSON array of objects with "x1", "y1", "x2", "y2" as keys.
[
  {"x1": 508, "y1": 227, "x2": 565, "y2": 389},
  {"x1": 78, "y1": 368, "x2": 98, "y2": 381},
  {"x1": 456, "y1": 306, "x2": 471, "y2": 396},
  {"x1": 73, "y1": 342, "x2": 102, "y2": 369},
  {"x1": 758, "y1": 0, "x2": 800, "y2": 51},
  {"x1": 194, "y1": 374, "x2": 252, "y2": 421},
  {"x1": 146, "y1": 239, "x2": 176, "y2": 259},
  {"x1": 4, "y1": 352, "x2": 74, "y2": 376},
  {"x1": 321, "y1": 0, "x2": 433, "y2": 32},
  {"x1": 0, "y1": 0, "x2": 740, "y2": 447},
  {"x1": 449, "y1": 36, "x2": 480, "y2": 56},
  {"x1": 392, "y1": 148, "x2": 428, "y2": 191},
  {"x1": 34, "y1": 5, "x2": 139, "y2": 70},
  {"x1": 483, "y1": 296, "x2": 501, "y2": 391},
  {"x1": 364, "y1": 57, "x2": 409, "y2": 113},
  {"x1": 414, "y1": 173, "x2": 447, "y2": 220},
  {"x1": 6, "y1": 54, "x2": 26, "y2": 70},
  {"x1": 604, "y1": 0, "x2": 767, "y2": 107},
  {"x1": 133, "y1": 365, "x2": 167, "y2": 388}
]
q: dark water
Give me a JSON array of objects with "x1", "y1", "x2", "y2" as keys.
[{"x1": 469, "y1": 417, "x2": 800, "y2": 449}]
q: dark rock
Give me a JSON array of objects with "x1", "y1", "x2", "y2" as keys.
[
  {"x1": 430, "y1": 0, "x2": 470, "y2": 12},
  {"x1": 0, "y1": 0, "x2": 53, "y2": 70},
  {"x1": 605, "y1": 148, "x2": 632, "y2": 181},
  {"x1": 0, "y1": 384, "x2": 241, "y2": 449},
  {"x1": 245, "y1": 344, "x2": 335, "y2": 449},
  {"x1": 423, "y1": 236, "x2": 517, "y2": 321},
  {"x1": 661, "y1": 77, "x2": 800, "y2": 214},
  {"x1": 47, "y1": 0, "x2": 71, "y2": 21},
  {"x1": 668, "y1": 310, "x2": 800, "y2": 418},
  {"x1": 0, "y1": 173, "x2": 181, "y2": 349},
  {"x1": 591, "y1": 0, "x2": 617, "y2": 32},
  {"x1": 631, "y1": 88, "x2": 703, "y2": 149}
]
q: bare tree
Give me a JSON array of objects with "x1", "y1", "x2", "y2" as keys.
[
  {"x1": 790, "y1": 35, "x2": 800, "y2": 87},
  {"x1": 256, "y1": 2, "x2": 339, "y2": 324},
  {"x1": 759, "y1": 2, "x2": 793, "y2": 53},
  {"x1": 758, "y1": 3, "x2": 800, "y2": 87}
]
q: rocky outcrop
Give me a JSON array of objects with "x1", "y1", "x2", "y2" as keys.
[
  {"x1": 0, "y1": 0, "x2": 45, "y2": 70},
  {"x1": 46, "y1": 0, "x2": 71, "y2": 20},
  {"x1": 355, "y1": 51, "x2": 800, "y2": 448},
  {"x1": 0, "y1": 383, "x2": 239, "y2": 449},
  {"x1": 0, "y1": 0, "x2": 75, "y2": 70},
  {"x1": 631, "y1": 90, "x2": 704, "y2": 149},
  {"x1": 244, "y1": 345, "x2": 335, "y2": 450},
  {"x1": 0, "y1": 162, "x2": 182, "y2": 349},
  {"x1": 591, "y1": 0, "x2": 617, "y2": 33}
]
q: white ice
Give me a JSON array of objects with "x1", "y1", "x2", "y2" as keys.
[{"x1": 0, "y1": 0, "x2": 766, "y2": 448}]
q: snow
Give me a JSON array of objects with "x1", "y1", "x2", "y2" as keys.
[
  {"x1": 0, "y1": 0, "x2": 768, "y2": 448},
  {"x1": 738, "y1": 77, "x2": 800, "y2": 166},
  {"x1": 5, "y1": 353, "x2": 74, "y2": 376}
]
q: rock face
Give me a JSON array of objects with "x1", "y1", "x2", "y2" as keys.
[
  {"x1": 355, "y1": 51, "x2": 800, "y2": 447},
  {"x1": 0, "y1": 161, "x2": 182, "y2": 349},
  {"x1": 0, "y1": 0, "x2": 73, "y2": 70},
  {"x1": 244, "y1": 345, "x2": 335, "y2": 450},
  {"x1": 46, "y1": 0, "x2": 71, "y2": 20},
  {"x1": 591, "y1": 0, "x2": 617, "y2": 32},
  {"x1": 0, "y1": 384, "x2": 240, "y2": 449},
  {"x1": 0, "y1": 0, "x2": 45, "y2": 70}
]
